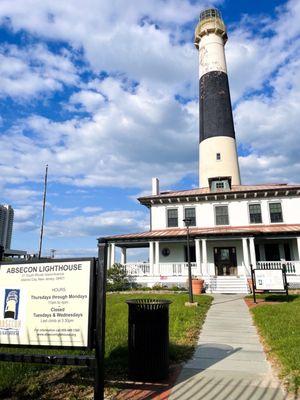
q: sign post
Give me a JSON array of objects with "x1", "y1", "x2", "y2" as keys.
[
  {"x1": 250, "y1": 264, "x2": 289, "y2": 303},
  {"x1": 94, "y1": 242, "x2": 108, "y2": 399},
  {"x1": 0, "y1": 247, "x2": 108, "y2": 399}
]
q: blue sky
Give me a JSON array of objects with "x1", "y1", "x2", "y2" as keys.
[{"x1": 0, "y1": 0, "x2": 300, "y2": 259}]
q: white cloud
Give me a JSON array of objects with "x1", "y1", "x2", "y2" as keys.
[
  {"x1": 51, "y1": 206, "x2": 78, "y2": 216},
  {"x1": 0, "y1": 0, "x2": 214, "y2": 94},
  {"x1": 0, "y1": 76, "x2": 198, "y2": 188},
  {"x1": 1, "y1": 0, "x2": 300, "y2": 250},
  {"x1": 0, "y1": 44, "x2": 78, "y2": 99},
  {"x1": 45, "y1": 210, "x2": 148, "y2": 238},
  {"x1": 82, "y1": 206, "x2": 103, "y2": 213}
]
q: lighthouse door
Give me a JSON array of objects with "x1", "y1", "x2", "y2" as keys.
[{"x1": 214, "y1": 247, "x2": 237, "y2": 276}]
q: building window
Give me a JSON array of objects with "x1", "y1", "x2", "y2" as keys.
[
  {"x1": 184, "y1": 207, "x2": 196, "y2": 226},
  {"x1": 215, "y1": 205, "x2": 229, "y2": 225},
  {"x1": 216, "y1": 181, "x2": 224, "y2": 189},
  {"x1": 216, "y1": 153, "x2": 221, "y2": 161},
  {"x1": 269, "y1": 203, "x2": 283, "y2": 223},
  {"x1": 167, "y1": 209, "x2": 178, "y2": 227},
  {"x1": 249, "y1": 203, "x2": 262, "y2": 223}
]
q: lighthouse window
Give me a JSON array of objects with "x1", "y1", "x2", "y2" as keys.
[
  {"x1": 269, "y1": 203, "x2": 283, "y2": 223},
  {"x1": 216, "y1": 153, "x2": 221, "y2": 161},
  {"x1": 215, "y1": 205, "x2": 229, "y2": 225},
  {"x1": 167, "y1": 209, "x2": 178, "y2": 227}
]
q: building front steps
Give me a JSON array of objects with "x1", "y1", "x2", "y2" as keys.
[{"x1": 207, "y1": 276, "x2": 250, "y2": 294}]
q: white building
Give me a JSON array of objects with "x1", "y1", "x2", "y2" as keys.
[
  {"x1": 0, "y1": 204, "x2": 14, "y2": 250},
  {"x1": 101, "y1": 9, "x2": 300, "y2": 293}
]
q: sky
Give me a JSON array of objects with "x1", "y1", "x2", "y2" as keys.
[{"x1": 0, "y1": 0, "x2": 300, "y2": 260}]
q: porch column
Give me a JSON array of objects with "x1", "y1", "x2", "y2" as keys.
[
  {"x1": 297, "y1": 237, "x2": 300, "y2": 260},
  {"x1": 242, "y1": 237, "x2": 250, "y2": 276},
  {"x1": 249, "y1": 237, "x2": 256, "y2": 268},
  {"x1": 154, "y1": 241, "x2": 160, "y2": 275},
  {"x1": 107, "y1": 244, "x2": 111, "y2": 268},
  {"x1": 201, "y1": 239, "x2": 208, "y2": 275},
  {"x1": 110, "y1": 243, "x2": 115, "y2": 267},
  {"x1": 120, "y1": 247, "x2": 127, "y2": 265},
  {"x1": 149, "y1": 241, "x2": 154, "y2": 275},
  {"x1": 195, "y1": 239, "x2": 202, "y2": 275}
]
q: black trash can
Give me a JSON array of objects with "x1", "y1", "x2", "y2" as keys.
[{"x1": 126, "y1": 299, "x2": 172, "y2": 381}]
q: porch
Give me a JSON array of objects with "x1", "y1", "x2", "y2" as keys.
[{"x1": 106, "y1": 235, "x2": 300, "y2": 292}]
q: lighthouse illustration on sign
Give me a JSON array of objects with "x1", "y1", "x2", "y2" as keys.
[
  {"x1": 194, "y1": 9, "x2": 241, "y2": 188},
  {"x1": 3, "y1": 289, "x2": 20, "y2": 320}
]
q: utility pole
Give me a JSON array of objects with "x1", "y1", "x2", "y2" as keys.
[{"x1": 38, "y1": 164, "x2": 48, "y2": 259}]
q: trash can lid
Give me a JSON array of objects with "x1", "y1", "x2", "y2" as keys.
[
  {"x1": 126, "y1": 299, "x2": 172, "y2": 305},
  {"x1": 126, "y1": 299, "x2": 172, "y2": 310}
]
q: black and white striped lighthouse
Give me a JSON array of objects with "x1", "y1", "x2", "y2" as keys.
[{"x1": 195, "y1": 9, "x2": 241, "y2": 188}]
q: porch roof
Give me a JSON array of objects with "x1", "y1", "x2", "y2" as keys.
[{"x1": 100, "y1": 223, "x2": 300, "y2": 243}]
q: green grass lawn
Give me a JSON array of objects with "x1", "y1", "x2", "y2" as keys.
[
  {"x1": 251, "y1": 294, "x2": 300, "y2": 394},
  {"x1": 0, "y1": 292, "x2": 212, "y2": 398},
  {"x1": 105, "y1": 293, "x2": 212, "y2": 378}
]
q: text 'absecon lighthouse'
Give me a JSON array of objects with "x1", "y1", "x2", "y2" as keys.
[{"x1": 195, "y1": 8, "x2": 241, "y2": 188}]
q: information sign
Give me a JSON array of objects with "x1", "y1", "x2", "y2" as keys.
[
  {"x1": 0, "y1": 259, "x2": 93, "y2": 348},
  {"x1": 254, "y1": 269, "x2": 285, "y2": 291}
]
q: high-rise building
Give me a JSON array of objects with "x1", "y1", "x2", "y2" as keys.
[{"x1": 0, "y1": 205, "x2": 14, "y2": 249}]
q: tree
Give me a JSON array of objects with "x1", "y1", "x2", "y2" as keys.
[{"x1": 107, "y1": 263, "x2": 131, "y2": 292}]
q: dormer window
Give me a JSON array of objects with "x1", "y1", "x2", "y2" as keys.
[{"x1": 209, "y1": 177, "x2": 231, "y2": 192}]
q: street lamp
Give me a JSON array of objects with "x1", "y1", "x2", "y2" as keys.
[{"x1": 183, "y1": 218, "x2": 194, "y2": 304}]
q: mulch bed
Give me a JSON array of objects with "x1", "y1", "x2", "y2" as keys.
[
  {"x1": 244, "y1": 297, "x2": 283, "y2": 309},
  {"x1": 114, "y1": 365, "x2": 181, "y2": 400}
]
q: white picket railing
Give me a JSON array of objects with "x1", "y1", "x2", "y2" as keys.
[
  {"x1": 256, "y1": 261, "x2": 300, "y2": 274},
  {"x1": 124, "y1": 263, "x2": 150, "y2": 276},
  {"x1": 159, "y1": 262, "x2": 197, "y2": 276},
  {"x1": 124, "y1": 261, "x2": 300, "y2": 277},
  {"x1": 123, "y1": 262, "x2": 197, "y2": 276}
]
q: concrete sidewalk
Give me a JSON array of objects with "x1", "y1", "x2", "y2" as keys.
[{"x1": 170, "y1": 294, "x2": 286, "y2": 400}]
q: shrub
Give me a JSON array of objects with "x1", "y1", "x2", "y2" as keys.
[{"x1": 107, "y1": 263, "x2": 132, "y2": 292}]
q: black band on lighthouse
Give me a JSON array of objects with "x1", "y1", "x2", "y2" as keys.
[{"x1": 200, "y1": 71, "x2": 235, "y2": 143}]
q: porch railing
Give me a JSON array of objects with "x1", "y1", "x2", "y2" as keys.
[
  {"x1": 159, "y1": 262, "x2": 197, "y2": 276},
  {"x1": 124, "y1": 263, "x2": 150, "y2": 276},
  {"x1": 123, "y1": 262, "x2": 197, "y2": 276},
  {"x1": 256, "y1": 261, "x2": 300, "y2": 274}
]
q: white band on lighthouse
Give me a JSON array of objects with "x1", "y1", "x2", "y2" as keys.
[
  {"x1": 200, "y1": 136, "x2": 241, "y2": 187},
  {"x1": 199, "y1": 34, "x2": 227, "y2": 79}
]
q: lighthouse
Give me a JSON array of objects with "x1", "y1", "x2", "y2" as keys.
[{"x1": 195, "y1": 9, "x2": 241, "y2": 188}]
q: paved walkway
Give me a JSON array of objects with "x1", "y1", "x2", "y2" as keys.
[{"x1": 170, "y1": 295, "x2": 286, "y2": 400}]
